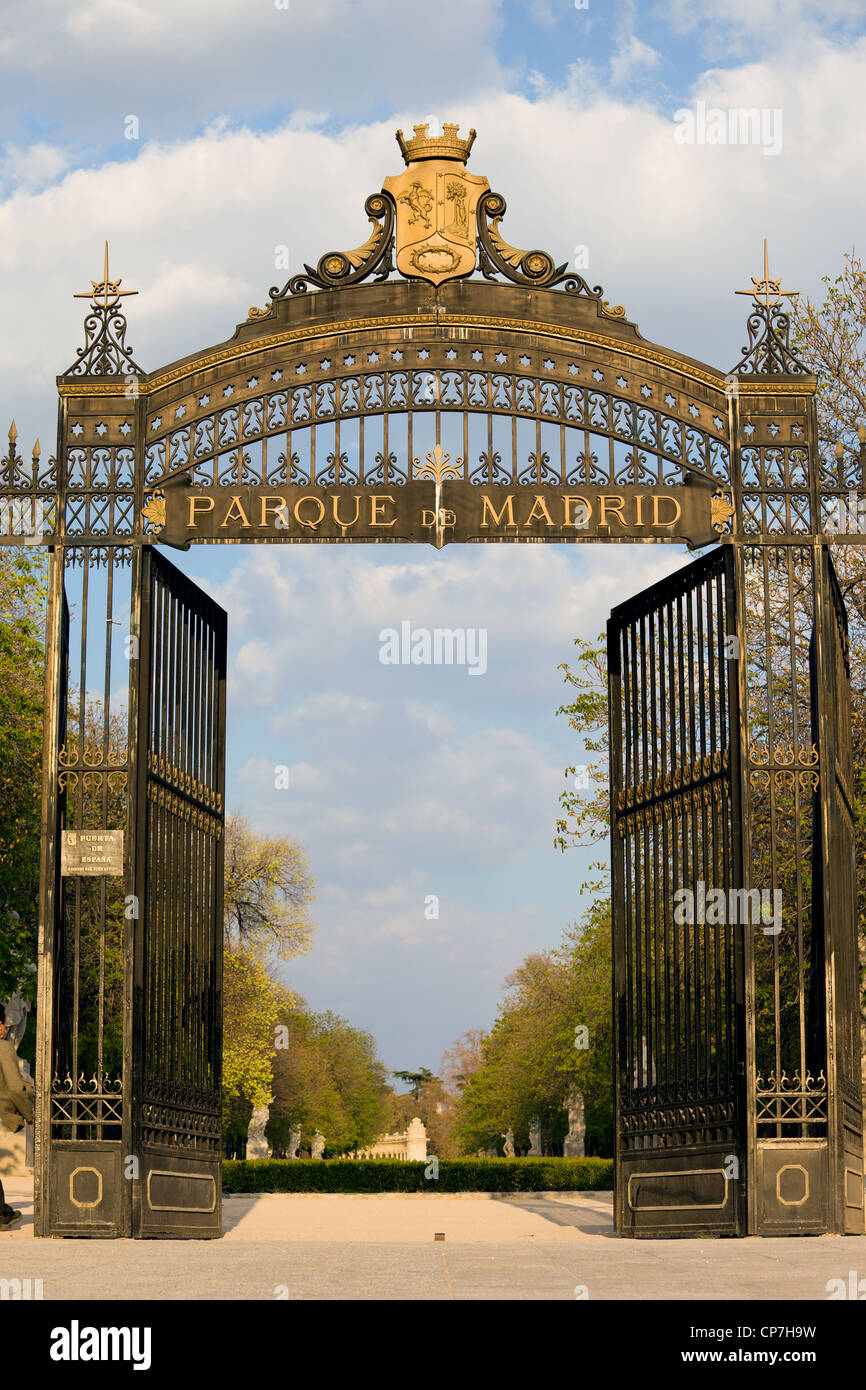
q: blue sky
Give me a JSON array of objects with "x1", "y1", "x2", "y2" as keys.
[{"x1": 3, "y1": 0, "x2": 865, "y2": 1078}]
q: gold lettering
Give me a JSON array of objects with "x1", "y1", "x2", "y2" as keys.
[
  {"x1": 439, "y1": 509, "x2": 456, "y2": 527},
  {"x1": 294, "y1": 496, "x2": 325, "y2": 530},
  {"x1": 188, "y1": 495, "x2": 215, "y2": 529},
  {"x1": 480, "y1": 494, "x2": 516, "y2": 528},
  {"x1": 331, "y1": 494, "x2": 361, "y2": 528},
  {"x1": 370, "y1": 494, "x2": 397, "y2": 527},
  {"x1": 260, "y1": 495, "x2": 288, "y2": 527},
  {"x1": 562, "y1": 495, "x2": 592, "y2": 527},
  {"x1": 524, "y1": 495, "x2": 555, "y2": 527},
  {"x1": 635, "y1": 494, "x2": 645, "y2": 527},
  {"x1": 599, "y1": 495, "x2": 627, "y2": 528},
  {"x1": 220, "y1": 495, "x2": 251, "y2": 527},
  {"x1": 421, "y1": 510, "x2": 437, "y2": 527},
  {"x1": 652, "y1": 494, "x2": 682, "y2": 528}
]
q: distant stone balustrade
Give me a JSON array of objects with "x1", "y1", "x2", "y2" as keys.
[{"x1": 350, "y1": 1117, "x2": 427, "y2": 1161}]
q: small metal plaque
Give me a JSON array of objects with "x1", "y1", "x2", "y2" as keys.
[{"x1": 61, "y1": 829, "x2": 124, "y2": 877}]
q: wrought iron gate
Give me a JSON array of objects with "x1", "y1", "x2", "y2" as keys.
[
  {"x1": 132, "y1": 549, "x2": 226, "y2": 1236},
  {"x1": 609, "y1": 547, "x2": 748, "y2": 1236},
  {"x1": 813, "y1": 549, "x2": 863, "y2": 1234}
]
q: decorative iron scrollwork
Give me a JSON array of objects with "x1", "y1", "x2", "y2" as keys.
[
  {"x1": 270, "y1": 193, "x2": 396, "y2": 298},
  {"x1": 732, "y1": 243, "x2": 807, "y2": 375},
  {"x1": 65, "y1": 244, "x2": 142, "y2": 377},
  {"x1": 755, "y1": 1070, "x2": 827, "y2": 1125},
  {"x1": 747, "y1": 740, "x2": 818, "y2": 768},
  {"x1": 732, "y1": 302, "x2": 808, "y2": 376}
]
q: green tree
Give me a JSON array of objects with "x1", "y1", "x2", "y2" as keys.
[
  {"x1": 453, "y1": 901, "x2": 613, "y2": 1157},
  {"x1": 385, "y1": 1074, "x2": 460, "y2": 1159},
  {"x1": 222, "y1": 945, "x2": 288, "y2": 1122},
  {"x1": 269, "y1": 1007, "x2": 390, "y2": 1155},
  {"x1": 554, "y1": 634, "x2": 610, "y2": 895},
  {"x1": 792, "y1": 249, "x2": 866, "y2": 1044},
  {"x1": 439, "y1": 1027, "x2": 486, "y2": 1097},
  {"x1": 220, "y1": 816, "x2": 316, "y2": 1148},
  {"x1": 0, "y1": 550, "x2": 47, "y2": 1010},
  {"x1": 391, "y1": 1066, "x2": 436, "y2": 1099},
  {"x1": 224, "y1": 812, "x2": 316, "y2": 961}
]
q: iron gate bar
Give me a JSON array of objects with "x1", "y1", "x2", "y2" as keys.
[
  {"x1": 131, "y1": 548, "x2": 226, "y2": 1237},
  {"x1": 609, "y1": 545, "x2": 747, "y2": 1236},
  {"x1": 812, "y1": 546, "x2": 863, "y2": 1232}
]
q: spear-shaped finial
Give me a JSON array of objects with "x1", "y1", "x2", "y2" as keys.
[
  {"x1": 8, "y1": 420, "x2": 17, "y2": 444},
  {"x1": 735, "y1": 239, "x2": 799, "y2": 312},
  {"x1": 73, "y1": 240, "x2": 138, "y2": 310}
]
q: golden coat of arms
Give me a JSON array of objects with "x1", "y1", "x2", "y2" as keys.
[{"x1": 383, "y1": 124, "x2": 487, "y2": 287}]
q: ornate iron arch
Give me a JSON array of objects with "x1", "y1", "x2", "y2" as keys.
[{"x1": 137, "y1": 279, "x2": 734, "y2": 542}]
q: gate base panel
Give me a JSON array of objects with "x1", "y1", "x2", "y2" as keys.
[
  {"x1": 48, "y1": 1142, "x2": 126, "y2": 1238},
  {"x1": 617, "y1": 1145, "x2": 743, "y2": 1238},
  {"x1": 136, "y1": 1150, "x2": 222, "y2": 1239},
  {"x1": 755, "y1": 1140, "x2": 830, "y2": 1235}
]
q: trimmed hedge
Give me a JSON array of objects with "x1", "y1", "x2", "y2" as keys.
[{"x1": 222, "y1": 1157, "x2": 613, "y2": 1194}]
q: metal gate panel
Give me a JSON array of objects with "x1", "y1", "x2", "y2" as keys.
[
  {"x1": 609, "y1": 546, "x2": 747, "y2": 1237},
  {"x1": 815, "y1": 548, "x2": 863, "y2": 1234},
  {"x1": 132, "y1": 548, "x2": 226, "y2": 1238},
  {"x1": 40, "y1": 553, "x2": 131, "y2": 1238}
]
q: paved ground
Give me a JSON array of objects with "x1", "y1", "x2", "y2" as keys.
[{"x1": 2, "y1": 1179, "x2": 864, "y2": 1299}]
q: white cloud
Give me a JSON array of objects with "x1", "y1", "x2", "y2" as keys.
[
  {"x1": 610, "y1": 1, "x2": 662, "y2": 87},
  {"x1": 136, "y1": 264, "x2": 249, "y2": 323},
  {"x1": 664, "y1": 0, "x2": 864, "y2": 44},
  {"x1": 0, "y1": 142, "x2": 69, "y2": 194},
  {"x1": 65, "y1": 0, "x2": 168, "y2": 41},
  {"x1": 610, "y1": 34, "x2": 662, "y2": 86},
  {"x1": 4, "y1": 9, "x2": 866, "y2": 1063},
  {"x1": 3, "y1": 32, "x2": 866, "y2": 452},
  {"x1": 279, "y1": 871, "x2": 546, "y2": 1069},
  {"x1": 0, "y1": 0, "x2": 504, "y2": 153}
]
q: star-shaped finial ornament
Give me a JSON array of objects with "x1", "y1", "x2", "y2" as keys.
[
  {"x1": 735, "y1": 239, "x2": 799, "y2": 312},
  {"x1": 73, "y1": 241, "x2": 138, "y2": 310}
]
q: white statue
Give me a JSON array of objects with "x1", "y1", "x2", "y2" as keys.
[
  {"x1": 287, "y1": 1125, "x2": 302, "y2": 1159},
  {"x1": 2, "y1": 993, "x2": 29, "y2": 1050},
  {"x1": 246, "y1": 1103, "x2": 270, "y2": 1160},
  {"x1": 311, "y1": 1130, "x2": 325, "y2": 1160},
  {"x1": 528, "y1": 1119, "x2": 542, "y2": 1156},
  {"x1": 502, "y1": 1127, "x2": 515, "y2": 1158},
  {"x1": 563, "y1": 1087, "x2": 586, "y2": 1157}
]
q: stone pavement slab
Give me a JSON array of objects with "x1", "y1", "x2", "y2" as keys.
[
  {"x1": 2, "y1": 1234, "x2": 865, "y2": 1300},
  {"x1": 221, "y1": 1190, "x2": 617, "y2": 1241},
  {"x1": 2, "y1": 1180, "x2": 864, "y2": 1299}
]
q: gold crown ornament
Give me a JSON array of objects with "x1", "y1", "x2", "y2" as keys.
[{"x1": 395, "y1": 123, "x2": 476, "y2": 165}]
